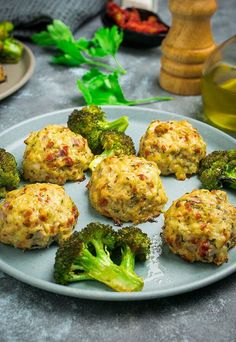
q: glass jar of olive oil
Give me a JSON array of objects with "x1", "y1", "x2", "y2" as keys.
[{"x1": 201, "y1": 35, "x2": 236, "y2": 132}]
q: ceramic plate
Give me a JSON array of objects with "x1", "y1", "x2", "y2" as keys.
[
  {"x1": 0, "y1": 106, "x2": 235, "y2": 301},
  {"x1": 0, "y1": 42, "x2": 35, "y2": 101}
]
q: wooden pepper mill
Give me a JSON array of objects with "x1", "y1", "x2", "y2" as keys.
[{"x1": 160, "y1": 0, "x2": 217, "y2": 95}]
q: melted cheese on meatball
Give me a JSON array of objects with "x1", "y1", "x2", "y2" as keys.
[
  {"x1": 163, "y1": 189, "x2": 236, "y2": 265},
  {"x1": 23, "y1": 125, "x2": 93, "y2": 185},
  {"x1": 139, "y1": 120, "x2": 206, "y2": 180},
  {"x1": 0, "y1": 183, "x2": 79, "y2": 249},
  {"x1": 88, "y1": 155, "x2": 168, "y2": 224}
]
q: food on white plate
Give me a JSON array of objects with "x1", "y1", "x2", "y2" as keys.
[
  {"x1": 0, "y1": 21, "x2": 24, "y2": 64},
  {"x1": 139, "y1": 120, "x2": 206, "y2": 180},
  {"x1": 0, "y1": 183, "x2": 79, "y2": 250},
  {"x1": 163, "y1": 189, "x2": 236, "y2": 265},
  {"x1": 0, "y1": 65, "x2": 6, "y2": 83},
  {"x1": 88, "y1": 155, "x2": 168, "y2": 224},
  {"x1": 23, "y1": 125, "x2": 93, "y2": 185}
]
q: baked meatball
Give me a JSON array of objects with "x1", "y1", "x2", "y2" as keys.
[
  {"x1": 0, "y1": 183, "x2": 79, "y2": 249},
  {"x1": 88, "y1": 155, "x2": 168, "y2": 224},
  {"x1": 163, "y1": 189, "x2": 236, "y2": 265},
  {"x1": 23, "y1": 125, "x2": 93, "y2": 185},
  {"x1": 139, "y1": 120, "x2": 206, "y2": 180}
]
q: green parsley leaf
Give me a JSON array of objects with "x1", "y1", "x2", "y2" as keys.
[
  {"x1": 32, "y1": 20, "x2": 125, "y2": 73},
  {"x1": 54, "y1": 40, "x2": 87, "y2": 65},
  {"x1": 52, "y1": 54, "x2": 83, "y2": 66},
  {"x1": 31, "y1": 31, "x2": 55, "y2": 46},
  {"x1": 47, "y1": 20, "x2": 74, "y2": 43},
  {"x1": 90, "y1": 26, "x2": 125, "y2": 74},
  {"x1": 90, "y1": 26, "x2": 123, "y2": 57},
  {"x1": 77, "y1": 69, "x2": 173, "y2": 106},
  {"x1": 32, "y1": 19, "x2": 74, "y2": 46},
  {"x1": 75, "y1": 38, "x2": 90, "y2": 51}
]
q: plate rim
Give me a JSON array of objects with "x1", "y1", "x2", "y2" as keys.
[
  {"x1": 1, "y1": 255, "x2": 236, "y2": 301},
  {"x1": 0, "y1": 42, "x2": 35, "y2": 101},
  {"x1": 0, "y1": 106, "x2": 236, "y2": 301},
  {"x1": 0, "y1": 106, "x2": 235, "y2": 144}
]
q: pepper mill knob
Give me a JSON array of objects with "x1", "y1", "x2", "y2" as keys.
[{"x1": 160, "y1": 0, "x2": 217, "y2": 95}]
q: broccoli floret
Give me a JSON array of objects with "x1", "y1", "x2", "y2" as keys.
[
  {"x1": 198, "y1": 150, "x2": 236, "y2": 190},
  {"x1": 0, "y1": 148, "x2": 20, "y2": 198},
  {"x1": 54, "y1": 222, "x2": 149, "y2": 292},
  {"x1": 116, "y1": 226, "x2": 150, "y2": 268},
  {"x1": 0, "y1": 38, "x2": 23, "y2": 63},
  {"x1": 67, "y1": 105, "x2": 129, "y2": 154},
  {"x1": 89, "y1": 130, "x2": 136, "y2": 171},
  {"x1": 0, "y1": 21, "x2": 14, "y2": 40},
  {"x1": 0, "y1": 21, "x2": 23, "y2": 63}
]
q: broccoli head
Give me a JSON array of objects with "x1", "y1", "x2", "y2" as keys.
[
  {"x1": 54, "y1": 222, "x2": 149, "y2": 292},
  {"x1": 116, "y1": 226, "x2": 150, "y2": 267},
  {"x1": 89, "y1": 130, "x2": 136, "y2": 171},
  {"x1": 198, "y1": 149, "x2": 236, "y2": 190},
  {"x1": 0, "y1": 148, "x2": 20, "y2": 198},
  {"x1": 67, "y1": 105, "x2": 129, "y2": 154},
  {"x1": 0, "y1": 21, "x2": 14, "y2": 40},
  {"x1": 0, "y1": 38, "x2": 23, "y2": 63}
]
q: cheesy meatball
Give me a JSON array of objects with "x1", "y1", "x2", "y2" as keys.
[
  {"x1": 23, "y1": 125, "x2": 93, "y2": 185},
  {"x1": 88, "y1": 155, "x2": 168, "y2": 224},
  {"x1": 139, "y1": 120, "x2": 206, "y2": 180},
  {"x1": 0, "y1": 183, "x2": 79, "y2": 249},
  {"x1": 163, "y1": 189, "x2": 236, "y2": 265}
]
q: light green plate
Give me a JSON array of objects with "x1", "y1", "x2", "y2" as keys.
[{"x1": 0, "y1": 106, "x2": 235, "y2": 301}]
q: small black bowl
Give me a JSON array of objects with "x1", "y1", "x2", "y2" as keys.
[{"x1": 101, "y1": 7, "x2": 169, "y2": 49}]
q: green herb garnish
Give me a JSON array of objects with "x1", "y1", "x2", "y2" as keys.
[
  {"x1": 32, "y1": 19, "x2": 173, "y2": 106},
  {"x1": 77, "y1": 69, "x2": 172, "y2": 106},
  {"x1": 32, "y1": 20, "x2": 125, "y2": 74}
]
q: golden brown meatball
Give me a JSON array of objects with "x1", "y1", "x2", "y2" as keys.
[
  {"x1": 0, "y1": 183, "x2": 79, "y2": 249},
  {"x1": 23, "y1": 125, "x2": 93, "y2": 185},
  {"x1": 139, "y1": 120, "x2": 206, "y2": 180},
  {"x1": 163, "y1": 189, "x2": 236, "y2": 265},
  {"x1": 88, "y1": 155, "x2": 168, "y2": 224}
]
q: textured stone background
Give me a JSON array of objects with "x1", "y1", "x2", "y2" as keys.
[{"x1": 0, "y1": 1, "x2": 236, "y2": 341}]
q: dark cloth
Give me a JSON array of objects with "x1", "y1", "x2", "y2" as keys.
[{"x1": 0, "y1": 0, "x2": 106, "y2": 38}]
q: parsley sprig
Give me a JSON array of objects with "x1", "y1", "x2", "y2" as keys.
[
  {"x1": 32, "y1": 20, "x2": 125, "y2": 74},
  {"x1": 32, "y1": 20, "x2": 172, "y2": 106},
  {"x1": 77, "y1": 69, "x2": 172, "y2": 105}
]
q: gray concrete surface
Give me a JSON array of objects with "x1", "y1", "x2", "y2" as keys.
[{"x1": 0, "y1": 1, "x2": 236, "y2": 341}]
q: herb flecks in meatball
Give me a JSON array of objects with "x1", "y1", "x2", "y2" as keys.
[
  {"x1": 139, "y1": 120, "x2": 206, "y2": 180},
  {"x1": 163, "y1": 189, "x2": 236, "y2": 265},
  {"x1": 0, "y1": 183, "x2": 79, "y2": 249},
  {"x1": 88, "y1": 155, "x2": 168, "y2": 224},
  {"x1": 23, "y1": 125, "x2": 93, "y2": 185}
]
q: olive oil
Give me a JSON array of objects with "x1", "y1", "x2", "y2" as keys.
[{"x1": 201, "y1": 64, "x2": 236, "y2": 132}]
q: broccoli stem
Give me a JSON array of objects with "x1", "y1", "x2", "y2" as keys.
[
  {"x1": 89, "y1": 150, "x2": 113, "y2": 171},
  {"x1": 77, "y1": 245, "x2": 143, "y2": 292},
  {"x1": 120, "y1": 246, "x2": 135, "y2": 271},
  {"x1": 67, "y1": 272, "x2": 93, "y2": 282},
  {"x1": 102, "y1": 116, "x2": 129, "y2": 132}
]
